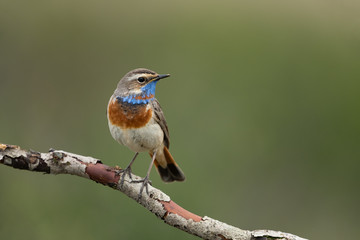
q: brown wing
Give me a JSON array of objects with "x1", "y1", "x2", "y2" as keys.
[{"x1": 150, "y1": 99, "x2": 170, "y2": 149}]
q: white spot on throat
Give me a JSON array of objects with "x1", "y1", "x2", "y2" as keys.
[{"x1": 128, "y1": 88, "x2": 142, "y2": 95}]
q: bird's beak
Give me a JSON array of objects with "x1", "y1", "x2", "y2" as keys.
[
  {"x1": 148, "y1": 74, "x2": 170, "y2": 84},
  {"x1": 155, "y1": 74, "x2": 170, "y2": 81}
]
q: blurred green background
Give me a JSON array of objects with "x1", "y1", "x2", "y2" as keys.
[{"x1": 1, "y1": 0, "x2": 359, "y2": 239}]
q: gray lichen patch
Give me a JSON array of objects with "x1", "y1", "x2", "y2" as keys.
[
  {"x1": 164, "y1": 214, "x2": 217, "y2": 239},
  {"x1": 151, "y1": 188, "x2": 170, "y2": 202},
  {"x1": 199, "y1": 216, "x2": 251, "y2": 240},
  {"x1": 48, "y1": 154, "x2": 87, "y2": 177},
  {"x1": 252, "y1": 230, "x2": 308, "y2": 240}
]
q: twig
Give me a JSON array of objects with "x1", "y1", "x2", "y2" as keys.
[{"x1": 0, "y1": 143, "x2": 307, "y2": 240}]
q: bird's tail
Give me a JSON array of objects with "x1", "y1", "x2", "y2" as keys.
[{"x1": 150, "y1": 146, "x2": 185, "y2": 183}]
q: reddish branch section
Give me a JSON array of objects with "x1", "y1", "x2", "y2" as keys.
[
  {"x1": 85, "y1": 163, "x2": 202, "y2": 222},
  {"x1": 160, "y1": 200, "x2": 202, "y2": 222},
  {"x1": 85, "y1": 163, "x2": 120, "y2": 185}
]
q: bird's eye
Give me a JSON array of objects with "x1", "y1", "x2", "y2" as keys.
[{"x1": 137, "y1": 77, "x2": 146, "y2": 83}]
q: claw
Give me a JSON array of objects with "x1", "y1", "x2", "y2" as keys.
[
  {"x1": 116, "y1": 151, "x2": 156, "y2": 201},
  {"x1": 133, "y1": 176, "x2": 152, "y2": 200},
  {"x1": 116, "y1": 166, "x2": 133, "y2": 188},
  {"x1": 116, "y1": 152, "x2": 139, "y2": 188}
]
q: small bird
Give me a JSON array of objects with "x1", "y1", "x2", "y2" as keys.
[{"x1": 107, "y1": 68, "x2": 185, "y2": 198}]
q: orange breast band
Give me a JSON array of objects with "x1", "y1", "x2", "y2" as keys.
[{"x1": 108, "y1": 99, "x2": 152, "y2": 129}]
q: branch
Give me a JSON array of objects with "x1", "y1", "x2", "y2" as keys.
[{"x1": 0, "y1": 143, "x2": 307, "y2": 240}]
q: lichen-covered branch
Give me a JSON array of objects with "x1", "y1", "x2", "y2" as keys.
[{"x1": 0, "y1": 143, "x2": 307, "y2": 240}]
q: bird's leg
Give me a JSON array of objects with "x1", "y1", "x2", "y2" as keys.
[
  {"x1": 116, "y1": 152, "x2": 139, "y2": 187},
  {"x1": 133, "y1": 149, "x2": 157, "y2": 200}
]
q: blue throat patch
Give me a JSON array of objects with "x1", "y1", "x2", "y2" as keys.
[{"x1": 117, "y1": 81, "x2": 158, "y2": 105}]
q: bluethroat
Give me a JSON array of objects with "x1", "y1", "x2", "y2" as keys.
[{"x1": 107, "y1": 68, "x2": 185, "y2": 199}]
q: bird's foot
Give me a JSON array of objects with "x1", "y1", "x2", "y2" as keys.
[
  {"x1": 132, "y1": 176, "x2": 152, "y2": 201},
  {"x1": 115, "y1": 166, "x2": 133, "y2": 188}
]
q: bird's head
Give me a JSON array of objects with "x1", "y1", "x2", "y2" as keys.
[{"x1": 115, "y1": 68, "x2": 170, "y2": 104}]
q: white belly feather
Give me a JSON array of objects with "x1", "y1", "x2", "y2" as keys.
[{"x1": 108, "y1": 118, "x2": 163, "y2": 153}]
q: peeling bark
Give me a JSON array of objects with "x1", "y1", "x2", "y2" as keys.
[{"x1": 0, "y1": 143, "x2": 307, "y2": 240}]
